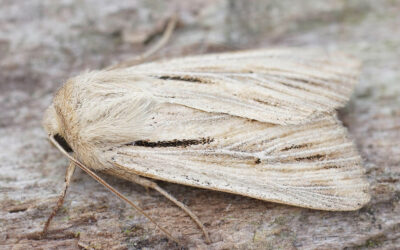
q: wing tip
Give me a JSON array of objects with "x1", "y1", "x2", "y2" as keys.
[{"x1": 310, "y1": 183, "x2": 371, "y2": 211}]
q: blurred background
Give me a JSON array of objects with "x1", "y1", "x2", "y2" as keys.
[{"x1": 1, "y1": 0, "x2": 399, "y2": 249}]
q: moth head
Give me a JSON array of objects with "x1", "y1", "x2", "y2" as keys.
[
  {"x1": 43, "y1": 102, "x2": 73, "y2": 152},
  {"x1": 42, "y1": 72, "x2": 153, "y2": 154},
  {"x1": 43, "y1": 103, "x2": 59, "y2": 136}
]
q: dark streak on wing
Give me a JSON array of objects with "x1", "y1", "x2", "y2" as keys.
[
  {"x1": 281, "y1": 143, "x2": 310, "y2": 151},
  {"x1": 156, "y1": 75, "x2": 212, "y2": 84},
  {"x1": 295, "y1": 154, "x2": 325, "y2": 161},
  {"x1": 127, "y1": 137, "x2": 214, "y2": 148},
  {"x1": 253, "y1": 98, "x2": 276, "y2": 106}
]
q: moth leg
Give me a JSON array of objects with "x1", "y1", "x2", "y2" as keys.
[
  {"x1": 155, "y1": 185, "x2": 211, "y2": 243},
  {"x1": 114, "y1": 172, "x2": 211, "y2": 243},
  {"x1": 42, "y1": 161, "x2": 76, "y2": 236}
]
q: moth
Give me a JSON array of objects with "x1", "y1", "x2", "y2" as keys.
[{"x1": 42, "y1": 48, "x2": 370, "y2": 243}]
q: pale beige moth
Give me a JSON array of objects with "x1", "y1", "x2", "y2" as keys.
[{"x1": 42, "y1": 48, "x2": 370, "y2": 243}]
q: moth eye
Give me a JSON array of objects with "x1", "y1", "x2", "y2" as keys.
[{"x1": 54, "y1": 133, "x2": 73, "y2": 153}]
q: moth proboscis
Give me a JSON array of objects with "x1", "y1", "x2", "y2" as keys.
[{"x1": 41, "y1": 18, "x2": 370, "y2": 245}]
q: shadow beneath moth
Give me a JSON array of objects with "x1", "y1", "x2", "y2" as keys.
[{"x1": 41, "y1": 47, "x2": 371, "y2": 244}]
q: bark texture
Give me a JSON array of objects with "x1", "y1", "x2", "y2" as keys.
[{"x1": 1, "y1": 0, "x2": 399, "y2": 249}]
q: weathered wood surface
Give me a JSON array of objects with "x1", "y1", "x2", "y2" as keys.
[{"x1": 1, "y1": 1, "x2": 399, "y2": 249}]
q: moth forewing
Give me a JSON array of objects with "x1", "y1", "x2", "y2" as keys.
[
  {"x1": 42, "y1": 48, "x2": 369, "y2": 243},
  {"x1": 122, "y1": 48, "x2": 361, "y2": 125},
  {"x1": 106, "y1": 112, "x2": 369, "y2": 211}
]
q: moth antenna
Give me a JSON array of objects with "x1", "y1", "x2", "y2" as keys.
[
  {"x1": 106, "y1": 15, "x2": 177, "y2": 70},
  {"x1": 48, "y1": 136, "x2": 181, "y2": 245}
]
